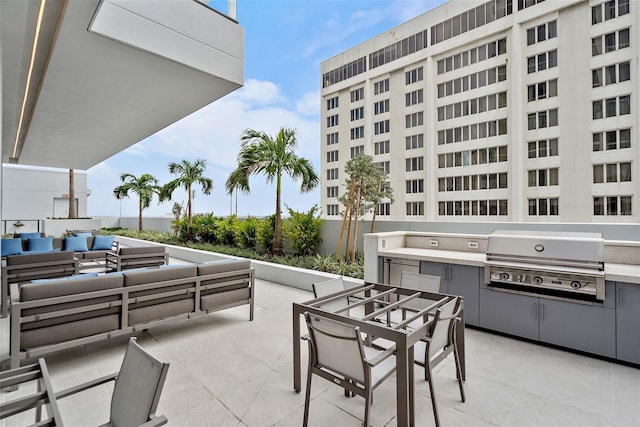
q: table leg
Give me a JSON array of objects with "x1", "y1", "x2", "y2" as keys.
[
  {"x1": 396, "y1": 341, "x2": 410, "y2": 427},
  {"x1": 293, "y1": 306, "x2": 301, "y2": 392}
]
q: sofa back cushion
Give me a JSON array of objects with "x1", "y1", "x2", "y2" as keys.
[
  {"x1": 2, "y1": 238, "x2": 24, "y2": 256},
  {"x1": 197, "y1": 259, "x2": 251, "y2": 276},
  {"x1": 6, "y1": 250, "x2": 75, "y2": 266},
  {"x1": 119, "y1": 246, "x2": 166, "y2": 256},
  {"x1": 123, "y1": 264, "x2": 197, "y2": 287},
  {"x1": 20, "y1": 274, "x2": 124, "y2": 301}
]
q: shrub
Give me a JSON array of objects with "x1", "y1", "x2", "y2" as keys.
[
  {"x1": 256, "y1": 214, "x2": 276, "y2": 253},
  {"x1": 215, "y1": 215, "x2": 239, "y2": 246},
  {"x1": 283, "y1": 205, "x2": 322, "y2": 256},
  {"x1": 238, "y1": 216, "x2": 259, "y2": 249}
]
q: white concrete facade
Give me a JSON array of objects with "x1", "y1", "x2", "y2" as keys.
[{"x1": 320, "y1": 0, "x2": 639, "y2": 223}]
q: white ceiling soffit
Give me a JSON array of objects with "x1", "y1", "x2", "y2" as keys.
[{"x1": 3, "y1": 0, "x2": 244, "y2": 170}]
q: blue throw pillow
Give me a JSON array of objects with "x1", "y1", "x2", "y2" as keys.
[
  {"x1": 2, "y1": 238, "x2": 24, "y2": 256},
  {"x1": 64, "y1": 236, "x2": 88, "y2": 252},
  {"x1": 92, "y1": 235, "x2": 115, "y2": 250},
  {"x1": 20, "y1": 232, "x2": 41, "y2": 240},
  {"x1": 28, "y1": 237, "x2": 54, "y2": 252}
]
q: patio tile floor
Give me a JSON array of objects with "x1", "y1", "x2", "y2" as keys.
[{"x1": 1, "y1": 276, "x2": 639, "y2": 426}]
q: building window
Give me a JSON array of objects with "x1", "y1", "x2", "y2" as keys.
[
  {"x1": 374, "y1": 99, "x2": 390, "y2": 115},
  {"x1": 323, "y1": 57, "x2": 366, "y2": 88},
  {"x1": 374, "y1": 120, "x2": 390, "y2": 135},
  {"x1": 527, "y1": 50, "x2": 558, "y2": 73},
  {"x1": 405, "y1": 67, "x2": 424, "y2": 85},
  {"x1": 528, "y1": 139, "x2": 559, "y2": 158},
  {"x1": 406, "y1": 156, "x2": 424, "y2": 172},
  {"x1": 326, "y1": 168, "x2": 339, "y2": 180},
  {"x1": 528, "y1": 168, "x2": 559, "y2": 187},
  {"x1": 326, "y1": 186, "x2": 339, "y2": 198},
  {"x1": 528, "y1": 109, "x2": 558, "y2": 129},
  {"x1": 593, "y1": 96, "x2": 631, "y2": 119},
  {"x1": 437, "y1": 37, "x2": 508, "y2": 75},
  {"x1": 376, "y1": 203, "x2": 390, "y2": 216},
  {"x1": 529, "y1": 198, "x2": 559, "y2": 216},
  {"x1": 326, "y1": 114, "x2": 339, "y2": 127},
  {"x1": 373, "y1": 78, "x2": 389, "y2": 95},
  {"x1": 594, "y1": 196, "x2": 632, "y2": 215},
  {"x1": 350, "y1": 106, "x2": 364, "y2": 121},
  {"x1": 592, "y1": 28, "x2": 631, "y2": 56},
  {"x1": 326, "y1": 150, "x2": 339, "y2": 163},
  {"x1": 405, "y1": 89, "x2": 424, "y2": 106},
  {"x1": 406, "y1": 201, "x2": 424, "y2": 216},
  {"x1": 438, "y1": 65, "x2": 507, "y2": 99},
  {"x1": 369, "y1": 29, "x2": 428, "y2": 69},
  {"x1": 326, "y1": 96, "x2": 339, "y2": 110},
  {"x1": 594, "y1": 162, "x2": 632, "y2": 183},
  {"x1": 326, "y1": 132, "x2": 339, "y2": 145},
  {"x1": 526, "y1": 20, "x2": 557, "y2": 46},
  {"x1": 350, "y1": 146, "x2": 364, "y2": 158},
  {"x1": 350, "y1": 126, "x2": 364, "y2": 140},
  {"x1": 405, "y1": 112, "x2": 423, "y2": 128},
  {"x1": 374, "y1": 140, "x2": 390, "y2": 155},
  {"x1": 326, "y1": 204, "x2": 340, "y2": 216},
  {"x1": 406, "y1": 134, "x2": 424, "y2": 150},
  {"x1": 528, "y1": 79, "x2": 558, "y2": 101},
  {"x1": 350, "y1": 88, "x2": 364, "y2": 102},
  {"x1": 378, "y1": 161, "x2": 390, "y2": 173},
  {"x1": 406, "y1": 179, "x2": 424, "y2": 194}
]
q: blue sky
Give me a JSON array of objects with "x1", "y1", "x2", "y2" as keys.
[{"x1": 87, "y1": 0, "x2": 445, "y2": 218}]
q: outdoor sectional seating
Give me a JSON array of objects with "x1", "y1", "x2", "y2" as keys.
[
  {"x1": 105, "y1": 246, "x2": 169, "y2": 271},
  {"x1": 9, "y1": 259, "x2": 254, "y2": 369}
]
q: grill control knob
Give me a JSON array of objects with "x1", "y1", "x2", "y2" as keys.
[
  {"x1": 533, "y1": 276, "x2": 544, "y2": 285},
  {"x1": 500, "y1": 272, "x2": 510, "y2": 281},
  {"x1": 571, "y1": 281, "x2": 583, "y2": 289}
]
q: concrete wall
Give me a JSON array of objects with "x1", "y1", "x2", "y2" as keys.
[{"x1": 2, "y1": 165, "x2": 89, "y2": 234}]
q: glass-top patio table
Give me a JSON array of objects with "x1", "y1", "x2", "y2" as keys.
[{"x1": 292, "y1": 281, "x2": 465, "y2": 427}]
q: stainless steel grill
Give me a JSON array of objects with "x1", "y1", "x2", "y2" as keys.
[{"x1": 484, "y1": 230, "x2": 605, "y2": 302}]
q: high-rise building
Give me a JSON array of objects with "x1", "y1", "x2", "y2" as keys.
[{"x1": 320, "y1": 0, "x2": 638, "y2": 223}]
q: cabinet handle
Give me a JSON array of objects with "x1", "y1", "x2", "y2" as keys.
[
  {"x1": 540, "y1": 303, "x2": 544, "y2": 320},
  {"x1": 533, "y1": 303, "x2": 538, "y2": 319}
]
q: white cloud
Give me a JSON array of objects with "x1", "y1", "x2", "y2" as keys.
[{"x1": 296, "y1": 91, "x2": 320, "y2": 117}]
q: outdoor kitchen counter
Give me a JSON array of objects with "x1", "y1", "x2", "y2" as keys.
[
  {"x1": 378, "y1": 248, "x2": 640, "y2": 284},
  {"x1": 379, "y1": 248, "x2": 486, "y2": 267},
  {"x1": 605, "y1": 262, "x2": 640, "y2": 284}
]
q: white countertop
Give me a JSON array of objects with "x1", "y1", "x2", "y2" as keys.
[{"x1": 379, "y1": 248, "x2": 640, "y2": 284}]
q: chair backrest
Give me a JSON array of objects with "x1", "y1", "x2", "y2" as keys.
[
  {"x1": 399, "y1": 272, "x2": 442, "y2": 310},
  {"x1": 312, "y1": 277, "x2": 349, "y2": 313},
  {"x1": 110, "y1": 338, "x2": 170, "y2": 426},
  {"x1": 427, "y1": 297, "x2": 461, "y2": 360},
  {"x1": 305, "y1": 312, "x2": 366, "y2": 384}
]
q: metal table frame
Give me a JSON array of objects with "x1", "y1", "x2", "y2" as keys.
[
  {"x1": 292, "y1": 281, "x2": 465, "y2": 427},
  {"x1": 0, "y1": 358, "x2": 63, "y2": 426}
]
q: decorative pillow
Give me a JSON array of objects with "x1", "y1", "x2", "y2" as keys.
[
  {"x1": 74, "y1": 232, "x2": 93, "y2": 238},
  {"x1": 92, "y1": 235, "x2": 115, "y2": 250},
  {"x1": 19, "y1": 232, "x2": 42, "y2": 240},
  {"x1": 28, "y1": 237, "x2": 54, "y2": 252},
  {"x1": 2, "y1": 238, "x2": 24, "y2": 256},
  {"x1": 64, "y1": 236, "x2": 89, "y2": 252}
]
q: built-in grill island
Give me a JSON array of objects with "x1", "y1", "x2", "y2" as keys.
[{"x1": 485, "y1": 230, "x2": 605, "y2": 303}]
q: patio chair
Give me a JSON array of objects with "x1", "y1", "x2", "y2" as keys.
[
  {"x1": 413, "y1": 296, "x2": 465, "y2": 427},
  {"x1": 312, "y1": 277, "x2": 351, "y2": 314},
  {"x1": 303, "y1": 312, "x2": 396, "y2": 427},
  {"x1": 384, "y1": 272, "x2": 442, "y2": 327},
  {"x1": 55, "y1": 337, "x2": 170, "y2": 426}
]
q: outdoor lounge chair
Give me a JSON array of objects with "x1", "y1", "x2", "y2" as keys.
[
  {"x1": 413, "y1": 296, "x2": 465, "y2": 427},
  {"x1": 55, "y1": 337, "x2": 170, "y2": 426},
  {"x1": 303, "y1": 311, "x2": 396, "y2": 427},
  {"x1": 312, "y1": 277, "x2": 351, "y2": 314}
]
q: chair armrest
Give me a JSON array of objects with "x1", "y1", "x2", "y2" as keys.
[
  {"x1": 364, "y1": 345, "x2": 396, "y2": 367},
  {"x1": 55, "y1": 372, "x2": 118, "y2": 400}
]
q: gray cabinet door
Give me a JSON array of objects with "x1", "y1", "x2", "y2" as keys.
[
  {"x1": 616, "y1": 282, "x2": 640, "y2": 364},
  {"x1": 419, "y1": 261, "x2": 448, "y2": 292},
  {"x1": 479, "y1": 288, "x2": 539, "y2": 340},
  {"x1": 538, "y1": 299, "x2": 616, "y2": 358},
  {"x1": 448, "y1": 265, "x2": 481, "y2": 326}
]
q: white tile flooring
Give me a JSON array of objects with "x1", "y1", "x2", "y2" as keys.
[{"x1": 1, "y1": 278, "x2": 639, "y2": 426}]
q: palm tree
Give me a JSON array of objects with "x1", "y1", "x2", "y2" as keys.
[
  {"x1": 113, "y1": 173, "x2": 161, "y2": 231},
  {"x1": 226, "y1": 127, "x2": 319, "y2": 254},
  {"x1": 160, "y1": 159, "x2": 213, "y2": 229}
]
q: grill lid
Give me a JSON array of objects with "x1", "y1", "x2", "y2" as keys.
[{"x1": 486, "y1": 230, "x2": 604, "y2": 269}]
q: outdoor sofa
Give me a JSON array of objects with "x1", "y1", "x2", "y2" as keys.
[{"x1": 9, "y1": 259, "x2": 254, "y2": 369}]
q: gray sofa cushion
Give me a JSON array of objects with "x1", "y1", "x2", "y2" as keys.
[
  {"x1": 197, "y1": 260, "x2": 252, "y2": 295},
  {"x1": 21, "y1": 314, "x2": 119, "y2": 350},
  {"x1": 20, "y1": 275, "x2": 124, "y2": 301},
  {"x1": 123, "y1": 265, "x2": 197, "y2": 287},
  {"x1": 128, "y1": 299, "x2": 194, "y2": 325},
  {"x1": 201, "y1": 288, "x2": 251, "y2": 311},
  {"x1": 6, "y1": 250, "x2": 75, "y2": 266},
  {"x1": 197, "y1": 259, "x2": 251, "y2": 276},
  {"x1": 119, "y1": 246, "x2": 166, "y2": 256}
]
